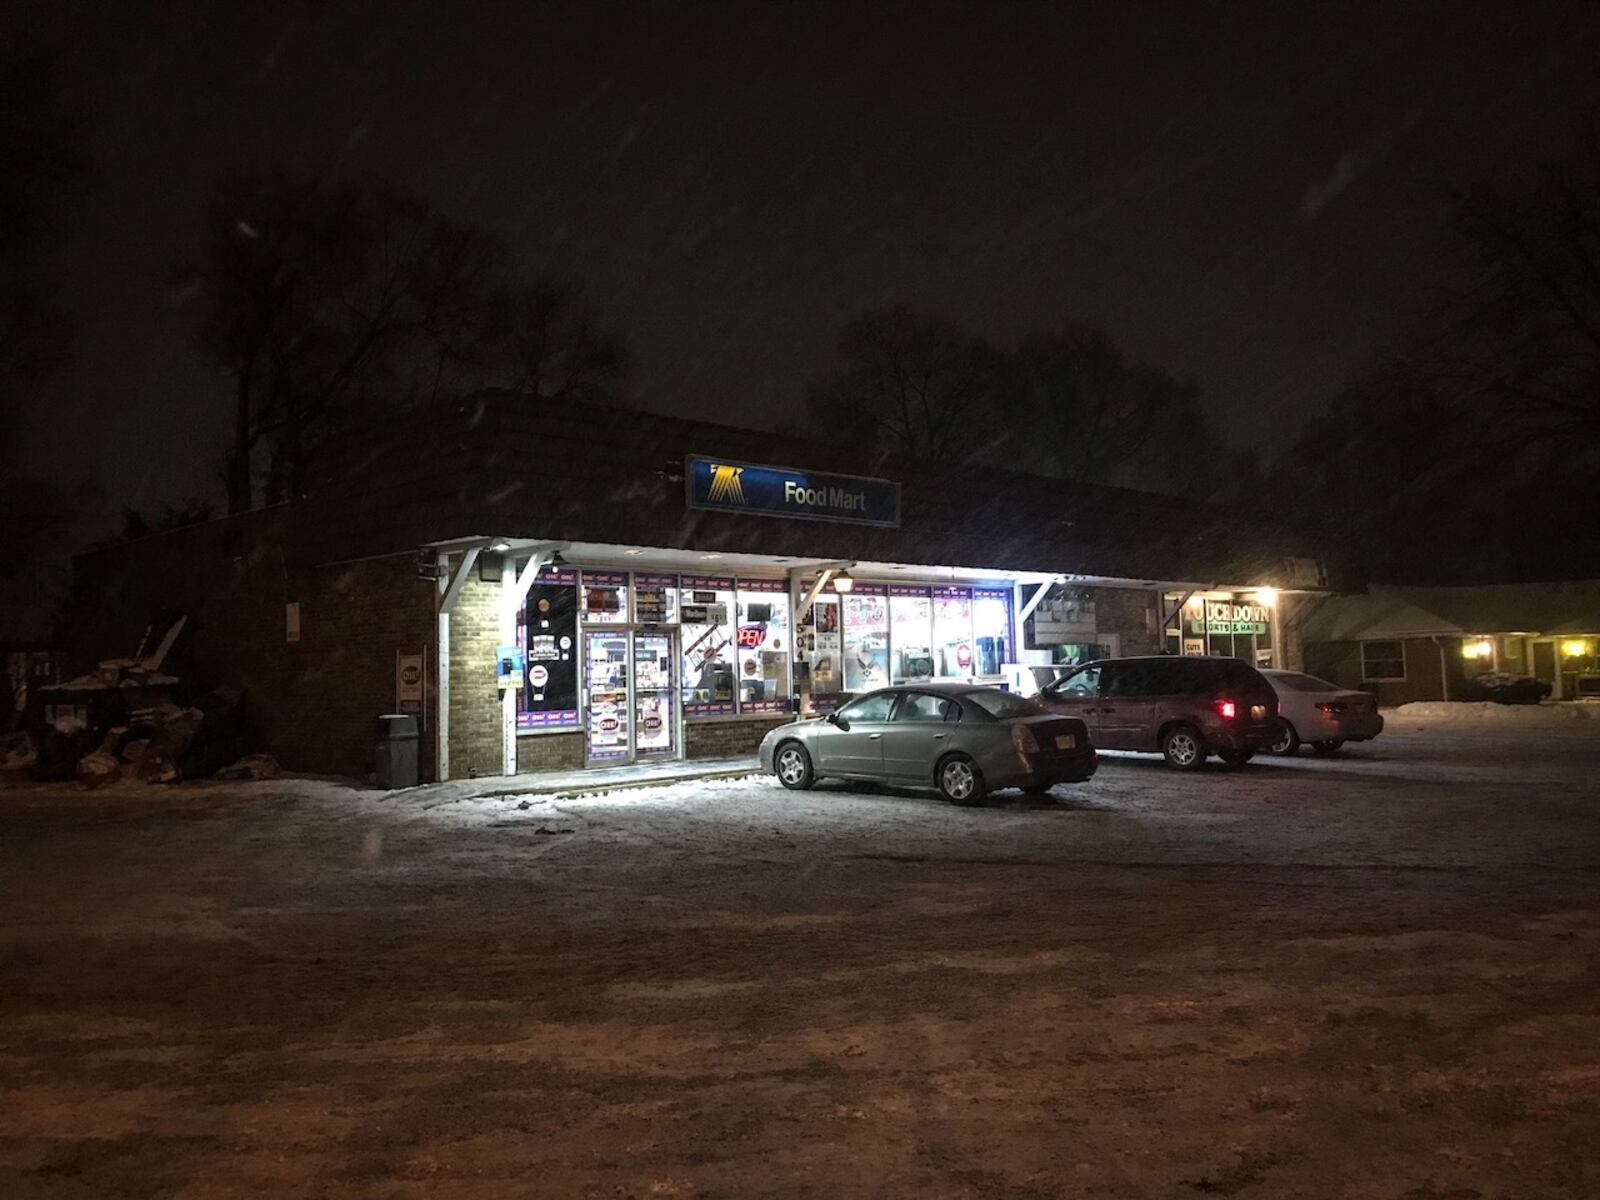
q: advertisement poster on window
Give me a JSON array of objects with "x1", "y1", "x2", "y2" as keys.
[
  {"x1": 807, "y1": 595, "x2": 843, "y2": 696},
  {"x1": 395, "y1": 652, "x2": 424, "y2": 720},
  {"x1": 520, "y1": 572, "x2": 579, "y2": 728},
  {"x1": 842, "y1": 589, "x2": 889, "y2": 692},
  {"x1": 681, "y1": 576, "x2": 736, "y2": 716}
]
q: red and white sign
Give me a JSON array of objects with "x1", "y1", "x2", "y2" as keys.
[
  {"x1": 955, "y1": 642, "x2": 973, "y2": 668},
  {"x1": 601, "y1": 716, "x2": 620, "y2": 732},
  {"x1": 530, "y1": 664, "x2": 549, "y2": 688}
]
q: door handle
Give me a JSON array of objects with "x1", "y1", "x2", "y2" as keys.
[
  {"x1": 867, "y1": 733, "x2": 882, "y2": 740},
  {"x1": 932, "y1": 733, "x2": 948, "y2": 740}
]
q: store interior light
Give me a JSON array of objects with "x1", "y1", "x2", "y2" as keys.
[
  {"x1": 832, "y1": 569, "x2": 855, "y2": 594},
  {"x1": 1562, "y1": 638, "x2": 1591, "y2": 658}
]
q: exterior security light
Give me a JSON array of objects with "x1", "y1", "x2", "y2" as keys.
[
  {"x1": 1461, "y1": 639, "x2": 1493, "y2": 659},
  {"x1": 832, "y1": 569, "x2": 855, "y2": 594},
  {"x1": 1255, "y1": 587, "x2": 1278, "y2": 607},
  {"x1": 1563, "y1": 639, "x2": 1590, "y2": 658},
  {"x1": 489, "y1": 539, "x2": 511, "y2": 552}
]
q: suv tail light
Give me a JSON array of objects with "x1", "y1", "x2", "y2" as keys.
[
  {"x1": 1012, "y1": 724, "x2": 1040, "y2": 753},
  {"x1": 1316, "y1": 701, "x2": 1348, "y2": 716},
  {"x1": 1214, "y1": 698, "x2": 1237, "y2": 720}
]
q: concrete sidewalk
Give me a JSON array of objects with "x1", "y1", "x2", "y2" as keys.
[{"x1": 400, "y1": 756, "x2": 762, "y2": 803}]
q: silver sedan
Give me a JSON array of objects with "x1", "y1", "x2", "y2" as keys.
[
  {"x1": 758, "y1": 683, "x2": 1097, "y2": 806},
  {"x1": 1261, "y1": 668, "x2": 1384, "y2": 756}
]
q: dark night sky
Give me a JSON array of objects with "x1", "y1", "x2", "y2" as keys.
[{"x1": 13, "y1": 0, "x2": 1600, "y2": 514}]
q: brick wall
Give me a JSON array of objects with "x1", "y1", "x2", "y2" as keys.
[
  {"x1": 446, "y1": 573, "x2": 504, "y2": 779},
  {"x1": 684, "y1": 715, "x2": 785, "y2": 759},
  {"x1": 67, "y1": 512, "x2": 438, "y2": 779},
  {"x1": 1095, "y1": 587, "x2": 1160, "y2": 655},
  {"x1": 516, "y1": 731, "x2": 584, "y2": 772},
  {"x1": 1304, "y1": 636, "x2": 1451, "y2": 705}
]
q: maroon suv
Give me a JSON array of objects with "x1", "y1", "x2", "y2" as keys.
[{"x1": 1036, "y1": 655, "x2": 1280, "y2": 770}]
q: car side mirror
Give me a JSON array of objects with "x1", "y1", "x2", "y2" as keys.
[{"x1": 832, "y1": 714, "x2": 850, "y2": 731}]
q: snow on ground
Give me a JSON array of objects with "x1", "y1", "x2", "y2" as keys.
[
  {"x1": 2, "y1": 719, "x2": 1598, "y2": 1197},
  {"x1": 1392, "y1": 699, "x2": 1598, "y2": 721}
]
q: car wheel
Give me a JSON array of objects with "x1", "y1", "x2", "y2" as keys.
[
  {"x1": 1218, "y1": 748, "x2": 1255, "y2": 769},
  {"x1": 937, "y1": 754, "x2": 987, "y2": 806},
  {"x1": 774, "y1": 741, "x2": 815, "y2": 790},
  {"x1": 1267, "y1": 720, "x2": 1300, "y2": 756},
  {"x1": 1310, "y1": 739, "x2": 1345, "y2": 756},
  {"x1": 1161, "y1": 724, "x2": 1207, "y2": 771}
]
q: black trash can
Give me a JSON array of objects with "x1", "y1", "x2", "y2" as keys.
[{"x1": 375, "y1": 713, "x2": 419, "y2": 789}]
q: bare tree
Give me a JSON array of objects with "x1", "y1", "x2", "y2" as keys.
[
  {"x1": 196, "y1": 171, "x2": 623, "y2": 512},
  {"x1": 805, "y1": 307, "x2": 1010, "y2": 463}
]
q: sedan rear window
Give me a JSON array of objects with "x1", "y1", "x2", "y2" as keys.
[
  {"x1": 966, "y1": 690, "x2": 1043, "y2": 720},
  {"x1": 1272, "y1": 671, "x2": 1339, "y2": 693}
]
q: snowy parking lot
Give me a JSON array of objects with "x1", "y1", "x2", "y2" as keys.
[{"x1": 3, "y1": 709, "x2": 1599, "y2": 1197}]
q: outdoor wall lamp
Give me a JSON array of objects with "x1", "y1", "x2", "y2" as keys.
[{"x1": 831, "y1": 569, "x2": 855, "y2": 594}]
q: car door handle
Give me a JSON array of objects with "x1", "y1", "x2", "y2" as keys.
[
  {"x1": 867, "y1": 733, "x2": 882, "y2": 740},
  {"x1": 932, "y1": 733, "x2": 948, "y2": 740}
]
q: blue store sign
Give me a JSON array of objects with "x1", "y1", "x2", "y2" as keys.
[{"x1": 686, "y1": 456, "x2": 900, "y2": 527}]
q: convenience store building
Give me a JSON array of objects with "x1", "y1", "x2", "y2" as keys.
[{"x1": 68, "y1": 393, "x2": 1327, "y2": 782}]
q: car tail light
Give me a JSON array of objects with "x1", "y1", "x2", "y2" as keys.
[
  {"x1": 1316, "y1": 701, "x2": 1348, "y2": 716},
  {"x1": 1215, "y1": 698, "x2": 1237, "y2": 720},
  {"x1": 1012, "y1": 724, "x2": 1040, "y2": 753}
]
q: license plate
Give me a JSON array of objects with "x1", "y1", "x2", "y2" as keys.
[
  {"x1": 1250, "y1": 705, "x2": 1267, "y2": 720},
  {"x1": 1054, "y1": 734, "x2": 1076, "y2": 750}
]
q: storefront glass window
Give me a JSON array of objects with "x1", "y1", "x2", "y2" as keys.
[
  {"x1": 518, "y1": 566, "x2": 580, "y2": 729},
  {"x1": 841, "y1": 586, "x2": 890, "y2": 692},
  {"x1": 889, "y1": 586, "x2": 934, "y2": 682},
  {"x1": 634, "y1": 573, "x2": 678, "y2": 625},
  {"x1": 806, "y1": 594, "x2": 844, "y2": 701},
  {"x1": 679, "y1": 576, "x2": 736, "y2": 716},
  {"x1": 933, "y1": 587, "x2": 975, "y2": 677},
  {"x1": 971, "y1": 587, "x2": 1012, "y2": 676},
  {"x1": 735, "y1": 580, "x2": 792, "y2": 712},
  {"x1": 580, "y1": 570, "x2": 629, "y2": 624}
]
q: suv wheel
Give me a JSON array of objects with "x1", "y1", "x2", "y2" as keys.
[
  {"x1": 1161, "y1": 724, "x2": 1207, "y2": 771},
  {"x1": 1310, "y1": 739, "x2": 1345, "y2": 756},
  {"x1": 1267, "y1": 720, "x2": 1300, "y2": 756}
]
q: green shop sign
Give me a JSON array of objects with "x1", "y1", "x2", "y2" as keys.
[{"x1": 1185, "y1": 602, "x2": 1269, "y2": 637}]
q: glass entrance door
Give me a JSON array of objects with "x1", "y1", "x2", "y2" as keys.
[
  {"x1": 584, "y1": 628, "x2": 679, "y2": 765},
  {"x1": 584, "y1": 630, "x2": 631, "y2": 763},
  {"x1": 633, "y1": 630, "x2": 677, "y2": 758}
]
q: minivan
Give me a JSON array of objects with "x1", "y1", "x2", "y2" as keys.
[{"x1": 1035, "y1": 655, "x2": 1279, "y2": 769}]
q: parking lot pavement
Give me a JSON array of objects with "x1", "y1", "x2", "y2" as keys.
[{"x1": 2, "y1": 715, "x2": 1598, "y2": 1198}]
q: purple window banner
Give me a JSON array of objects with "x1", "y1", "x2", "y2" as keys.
[
  {"x1": 889, "y1": 583, "x2": 932, "y2": 597},
  {"x1": 530, "y1": 567, "x2": 578, "y2": 585},
  {"x1": 832, "y1": 580, "x2": 886, "y2": 595},
  {"x1": 680, "y1": 575, "x2": 735, "y2": 591},
  {"x1": 518, "y1": 709, "x2": 579, "y2": 730},
  {"x1": 740, "y1": 699, "x2": 788, "y2": 714},
  {"x1": 685, "y1": 700, "x2": 736, "y2": 718},
  {"x1": 581, "y1": 570, "x2": 629, "y2": 587},
  {"x1": 934, "y1": 585, "x2": 973, "y2": 601},
  {"x1": 635, "y1": 573, "x2": 678, "y2": 588},
  {"x1": 735, "y1": 578, "x2": 785, "y2": 593},
  {"x1": 586, "y1": 747, "x2": 629, "y2": 762}
]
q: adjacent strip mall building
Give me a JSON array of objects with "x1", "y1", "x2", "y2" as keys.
[{"x1": 67, "y1": 393, "x2": 1328, "y2": 782}]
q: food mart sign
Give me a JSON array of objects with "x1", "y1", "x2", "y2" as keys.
[{"x1": 686, "y1": 456, "x2": 900, "y2": 527}]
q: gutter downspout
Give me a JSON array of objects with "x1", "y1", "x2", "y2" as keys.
[{"x1": 1433, "y1": 636, "x2": 1450, "y2": 703}]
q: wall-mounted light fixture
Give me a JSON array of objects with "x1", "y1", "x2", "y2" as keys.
[{"x1": 832, "y1": 569, "x2": 855, "y2": 594}]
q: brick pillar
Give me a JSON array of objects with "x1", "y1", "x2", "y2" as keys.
[{"x1": 447, "y1": 573, "x2": 504, "y2": 777}]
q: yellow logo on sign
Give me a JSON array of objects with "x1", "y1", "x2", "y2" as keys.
[{"x1": 706, "y1": 464, "x2": 747, "y2": 505}]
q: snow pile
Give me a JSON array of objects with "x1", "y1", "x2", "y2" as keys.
[{"x1": 1391, "y1": 701, "x2": 1597, "y2": 722}]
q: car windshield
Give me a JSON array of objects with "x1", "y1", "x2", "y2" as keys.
[
  {"x1": 1272, "y1": 671, "x2": 1340, "y2": 693},
  {"x1": 966, "y1": 689, "x2": 1043, "y2": 720}
]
